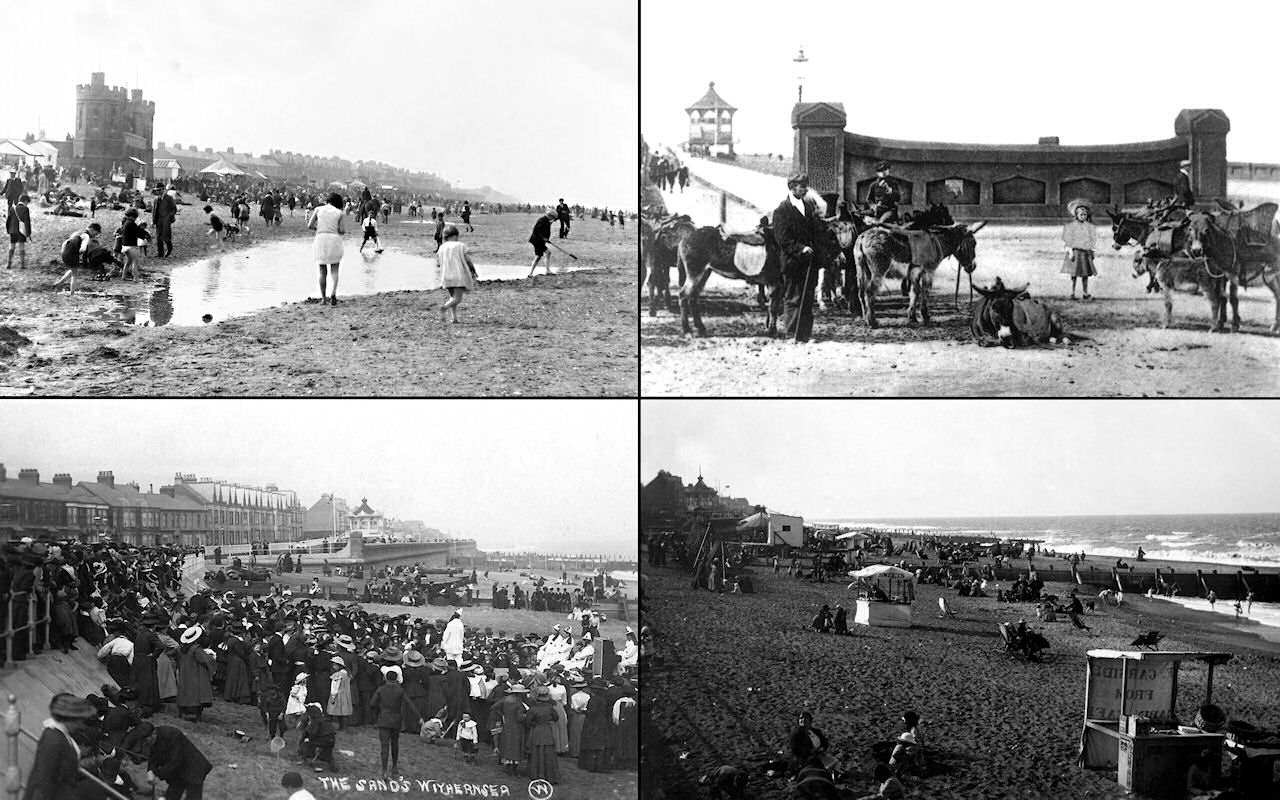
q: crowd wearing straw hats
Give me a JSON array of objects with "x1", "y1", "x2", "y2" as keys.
[{"x1": 6, "y1": 534, "x2": 637, "y2": 794}]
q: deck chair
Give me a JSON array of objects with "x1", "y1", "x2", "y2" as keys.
[
  {"x1": 1131, "y1": 630, "x2": 1163, "y2": 650},
  {"x1": 937, "y1": 596, "x2": 956, "y2": 618}
]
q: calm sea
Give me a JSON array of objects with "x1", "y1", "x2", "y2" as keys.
[{"x1": 821, "y1": 512, "x2": 1280, "y2": 568}]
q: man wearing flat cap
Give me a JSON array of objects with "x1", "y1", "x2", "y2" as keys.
[
  {"x1": 866, "y1": 162, "x2": 901, "y2": 223},
  {"x1": 773, "y1": 173, "x2": 823, "y2": 343}
]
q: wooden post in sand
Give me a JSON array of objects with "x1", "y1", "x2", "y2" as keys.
[{"x1": 720, "y1": 193, "x2": 727, "y2": 225}]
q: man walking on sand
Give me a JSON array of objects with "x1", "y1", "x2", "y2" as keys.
[
  {"x1": 556, "y1": 199, "x2": 571, "y2": 239},
  {"x1": 153, "y1": 184, "x2": 177, "y2": 258},
  {"x1": 6, "y1": 193, "x2": 31, "y2": 270},
  {"x1": 528, "y1": 210, "x2": 556, "y2": 277}
]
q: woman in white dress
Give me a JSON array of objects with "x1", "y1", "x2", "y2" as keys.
[
  {"x1": 306, "y1": 192, "x2": 346, "y2": 305},
  {"x1": 436, "y1": 224, "x2": 478, "y2": 322}
]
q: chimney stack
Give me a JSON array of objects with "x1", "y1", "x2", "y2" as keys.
[
  {"x1": 160, "y1": 486, "x2": 176, "y2": 497},
  {"x1": 52, "y1": 473, "x2": 73, "y2": 488},
  {"x1": 97, "y1": 471, "x2": 115, "y2": 488},
  {"x1": 18, "y1": 468, "x2": 39, "y2": 484}
]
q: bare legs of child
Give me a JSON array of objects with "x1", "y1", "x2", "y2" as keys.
[
  {"x1": 440, "y1": 287, "x2": 466, "y2": 322},
  {"x1": 6, "y1": 241, "x2": 25, "y2": 270},
  {"x1": 528, "y1": 251, "x2": 551, "y2": 278},
  {"x1": 51, "y1": 266, "x2": 79, "y2": 294},
  {"x1": 319, "y1": 263, "x2": 340, "y2": 305}
]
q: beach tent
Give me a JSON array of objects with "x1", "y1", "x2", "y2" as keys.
[
  {"x1": 199, "y1": 158, "x2": 246, "y2": 176},
  {"x1": 737, "y1": 509, "x2": 804, "y2": 547},
  {"x1": 328, "y1": 180, "x2": 347, "y2": 190},
  {"x1": 836, "y1": 531, "x2": 872, "y2": 550},
  {"x1": 153, "y1": 158, "x2": 181, "y2": 182},
  {"x1": 736, "y1": 512, "x2": 769, "y2": 531},
  {"x1": 848, "y1": 564, "x2": 916, "y2": 627}
]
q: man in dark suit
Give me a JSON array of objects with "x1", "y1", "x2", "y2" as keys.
[
  {"x1": 145, "y1": 724, "x2": 213, "y2": 799},
  {"x1": 528, "y1": 210, "x2": 556, "y2": 277},
  {"x1": 556, "y1": 199, "x2": 571, "y2": 238},
  {"x1": 152, "y1": 185, "x2": 177, "y2": 257},
  {"x1": 773, "y1": 173, "x2": 822, "y2": 342},
  {"x1": 2, "y1": 169, "x2": 23, "y2": 213},
  {"x1": 1173, "y1": 159, "x2": 1194, "y2": 207}
]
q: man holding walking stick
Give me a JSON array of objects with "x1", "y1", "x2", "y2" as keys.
[
  {"x1": 773, "y1": 173, "x2": 822, "y2": 343},
  {"x1": 528, "y1": 209, "x2": 557, "y2": 277}
]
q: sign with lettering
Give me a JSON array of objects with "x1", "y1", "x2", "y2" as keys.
[{"x1": 1085, "y1": 656, "x2": 1178, "y2": 722}]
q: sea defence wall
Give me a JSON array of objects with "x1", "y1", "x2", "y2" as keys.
[
  {"x1": 0, "y1": 646, "x2": 113, "y2": 767},
  {"x1": 792, "y1": 103, "x2": 1231, "y2": 220}
]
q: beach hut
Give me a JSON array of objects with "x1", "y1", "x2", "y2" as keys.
[
  {"x1": 737, "y1": 509, "x2": 804, "y2": 548},
  {"x1": 836, "y1": 531, "x2": 871, "y2": 551},
  {"x1": 847, "y1": 564, "x2": 915, "y2": 627},
  {"x1": 1079, "y1": 649, "x2": 1235, "y2": 799}
]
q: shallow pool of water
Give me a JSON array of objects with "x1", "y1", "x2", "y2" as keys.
[{"x1": 119, "y1": 240, "x2": 579, "y2": 326}]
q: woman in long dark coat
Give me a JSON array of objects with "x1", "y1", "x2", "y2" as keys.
[
  {"x1": 176, "y1": 627, "x2": 214, "y2": 722},
  {"x1": 223, "y1": 625, "x2": 253, "y2": 704},
  {"x1": 424, "y1": 660, "x2": 448, "y2": 721},
  {"x1": 524, "y1": 687, "x2": 561, "y2": 783},
  {"x1": 578, "y1": 680, "x2": 612, "y2": 772},
  {"x1": 400, "y1": 655, "x2": 430, "y2": 734},
  {"x1": 131, "y1": 617, "x2": 164, "y2": 712},
  {"x1": 496, "y1": 684, "x2": 529, "y2": 774},
  {"x1": 443, "y1": 662, "x2": 470, "y2": 736}
]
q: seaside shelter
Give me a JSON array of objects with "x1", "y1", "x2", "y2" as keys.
[
  {"x1": 737, "y1": 509, "x2": 804, "y2": 548},
  {"x1": 1079, "y1": 649, "x2": 1232, "y2": 799},
  {"x1": 847, "y1": 564, "x2": 915, "y2": 628}
]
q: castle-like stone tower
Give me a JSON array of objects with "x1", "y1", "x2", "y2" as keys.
[{"x1": 73, "y1": 72, "x2": 155, "y2": 182}]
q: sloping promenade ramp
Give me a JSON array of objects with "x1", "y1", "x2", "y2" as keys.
[{"x1": 1, "y1": 644, "x2": 115, "y2": 767}]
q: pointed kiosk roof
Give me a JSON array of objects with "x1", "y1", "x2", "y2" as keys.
[{"x1": 686, "y1": 82, "x2": 736, "y2": 114}]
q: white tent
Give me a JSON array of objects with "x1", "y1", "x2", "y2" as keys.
[{"x1": 199, "y1": 158, "x2": 246, "y2": 176}]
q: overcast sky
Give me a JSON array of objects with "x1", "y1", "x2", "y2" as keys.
[
  {"x1": 0, "y1": 400, "x2": 637, "y2": 559},
  {"x1": 0, "y1": 0, "x2": 637, "y2": 208},
  {"x1": 642, "y1": 0, "x2": 1280, "y2": 164},
  {"x1": 641, "y1": 400, "x2": 1280, "y2": 519}
]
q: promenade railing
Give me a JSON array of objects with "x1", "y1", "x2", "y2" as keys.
[
  {"x1": 2, "y1": 694, "x2": 130, "y2": 800},
  {"x1": 1, "y1": 591, "x2": 50, "y2": 670}
]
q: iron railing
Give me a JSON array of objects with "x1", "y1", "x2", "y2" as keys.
[{"x1": 1, "y1": 591, "x2": 50, "y2": 670}]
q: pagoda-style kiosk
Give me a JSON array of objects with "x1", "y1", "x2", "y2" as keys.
[{"x1": 686, "y1": 82, "x2": 736, "y2": 157}]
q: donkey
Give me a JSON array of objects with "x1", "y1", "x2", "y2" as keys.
[
  {"x1": 676, "y1": 223, "x2": 783, "y2": 337},
  {"x1": 1183, "y1": 211, "x2": 1280, "y2": 333},
  {"x1": 852, "y1": 222, "x2": 986, "y2": 328},
  {"x1": 644, "y1": 216, "x2": 694, "y2": 316}
]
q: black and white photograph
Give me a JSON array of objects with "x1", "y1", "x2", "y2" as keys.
[
  {"x1": 641, "y1": 0, "x2": 1280, "y2": 396},
  {"x1": 0, "y1": 399, "x2": 639, "y2": 799},
  {"x1": 0, "y1": 1, "x2": 637, "y2": 397},
  {"x1": 639, "y1": 399, "x2": 1280, "y2": 799}
]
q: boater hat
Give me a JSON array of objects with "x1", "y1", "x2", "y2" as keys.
[{"x1": 180, "y1": 625, "x2": 203, "y2": 644}]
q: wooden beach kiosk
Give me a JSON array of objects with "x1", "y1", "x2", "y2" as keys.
[
  {"x1": 1079, "y1": 649, "x2": 1231, "y2": 799},
  {"x1": 847, "y1": 564, "x2": 915, "y2": 628}
]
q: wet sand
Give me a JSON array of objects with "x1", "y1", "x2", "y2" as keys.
[
  {"x1": 640, "y1": 563, "x2": 1280, "y2": 799},
  {"x1": 1, "y1": 198, "x2": 636, "y2": 395}
]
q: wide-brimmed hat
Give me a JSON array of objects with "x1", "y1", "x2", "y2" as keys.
[
  {"x1": 532, "y1": 685, "x2": 550, "y2": 699},
  {"x1": 50, "y1": 695, "x2": 98, "y2": 720},
  {"x1": 335, "y1": 634, "x2": 355, "y2": 651},
  {"x1": 405, "y1": 650, "x2": 426, "y2": 668},
  {"x1": 179, "y1": 625, "x2": 203, "y2": 644},
  {"x1": 378, "y1": 646, "x2": 403, "y2": 664},
  {"x1": 429, "y1": 657, "x2": 449, "y2": 673},
  {"x1": 1066, "y1": 198, "x2": 1093, "y2": 217},
  {"x1": 330, "y1": 655, "x2": 346, "y2": 667},
  {"x1": 505, "y1": 683, "x2": 530, "y2": 694}
]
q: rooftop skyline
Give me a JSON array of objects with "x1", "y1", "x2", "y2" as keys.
[
  {"x1": 1, "y1": 0, "x2": 638, "y2": 208},
  {"x1": 1, "y1": 400, "x2": 638, "y2": 559}
]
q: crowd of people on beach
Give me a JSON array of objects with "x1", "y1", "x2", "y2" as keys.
[{"x1": 2, "y1": 536, "x2": 639, "y2": 798}]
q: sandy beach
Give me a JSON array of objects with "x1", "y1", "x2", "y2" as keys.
[
  {"x1": 640, "y1": 561, "x2": 1280, "y2": 799},
  {"x1": 0, "y1": 195, "x2": 636, "y2": 395}
]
